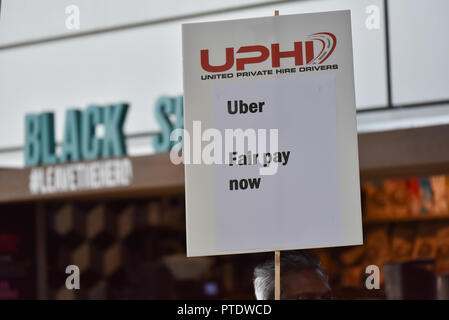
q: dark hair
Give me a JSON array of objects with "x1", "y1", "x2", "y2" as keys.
[{"x1": 253, "y1": 251, "x2": 328, "y2": 300}]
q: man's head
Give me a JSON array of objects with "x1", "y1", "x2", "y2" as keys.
[{"x1": 253, "y1": 251, "x2": 332, "y2": 300}]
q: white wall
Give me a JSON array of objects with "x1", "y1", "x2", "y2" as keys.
[
  {"x1": 0, "y1": 0, "x2": 448, "y2": 167},
  {"x1": 388, "y1": 0, "x2": 449, "y2": 105},
  {"x1": 0, "y1": 0, "x2": 282, "y2": 46}
]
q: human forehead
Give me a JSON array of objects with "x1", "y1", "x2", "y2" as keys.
[{"x1": 282, "y1": 268, "x2": 330, "y2": 293}]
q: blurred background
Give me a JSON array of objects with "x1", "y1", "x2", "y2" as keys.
[{"x1": 1, "y1": 0, "x2": 449, "y2": 299}]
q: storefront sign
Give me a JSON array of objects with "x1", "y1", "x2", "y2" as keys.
[
  {"x1": 25, "y1": 104, "x2": 129, "y2": 166},
  {"x1": 182, "y1": 11, "x2": 363, "y2": 256},
  {"x1": 24, "y1": 96, "x2": 184, "y2": 168},
  {"x1": 28, "y1": 158, "x2": 133, "y2": 195},
  {"x1": 23, "y1": 97, "x2": 185, "y2": 195}
]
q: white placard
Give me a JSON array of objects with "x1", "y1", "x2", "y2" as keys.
[{"x1": 182, "y1": 10, "x2": 362, "y2": 256}]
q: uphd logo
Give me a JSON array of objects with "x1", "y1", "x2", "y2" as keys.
[{"x1": 200, "y1": 32, "x2": 336, "y2": 72}]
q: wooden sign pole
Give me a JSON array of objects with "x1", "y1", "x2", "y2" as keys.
[
  {"x1": 275, "y1": 250, "x2": 280, "y2": 300},
  {"x1": 274, "y1": 7, "x2": 280, "y2": 303}
]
